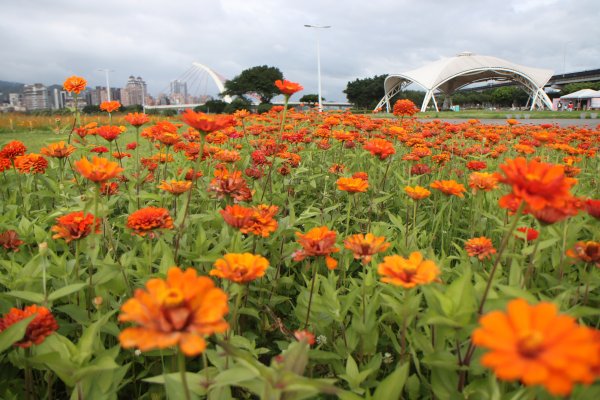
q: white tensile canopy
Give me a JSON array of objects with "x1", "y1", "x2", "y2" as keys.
[
  {"x1": 560, "y1": 89, "x2": 600, "y2": 99},
  {"x1": 375, "y1": 52, "x2": 554, "y2": 112}
]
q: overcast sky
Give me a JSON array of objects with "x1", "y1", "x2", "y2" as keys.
[{"x1": 1, "y1": 0, "x2": 598, "y2": 102}]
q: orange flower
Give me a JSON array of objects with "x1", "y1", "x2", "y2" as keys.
[
  {"x1": 392, "y1": 99, "x2": 418, "y2": 117},
  {"x1": 124, "y1": 112, "x2": 150, "y2": 127},
  {"x1": 293, "y1": 226, "x2": 339, "y2": 269},
  {"x1": 181, "y1": 109, "x2": 235, "y2": 133},
  {"x1": 97, "y1": 125, "x2": 125, "y2": 142},
  {"x1": 472, "y1": 298, "x2": 599, "y2": 396},
  {"x1": 41, "y1": 141, "x2": 76, "y2": 158},
  {"x1": 377, "y1": 252, "x2": 440, "y2": 288},
  {"x1": 0, "y1": 305, "x2": 58, "y2": 348},
  {"x1": 244, "y1": 204, "x2": 279, "y2": 237},
  {"x1": 498, "y1": 157, "x2": 576, "y2": 212},
  {"x1": 468, "y1": 172, "x2": 499, "y2": 192},
  {"x1": 464, "y1": 237, "x2": 497, "y2": 260},
  {"x1": 100, "y1": 100, "x2": 121, "y2": 113},
  {"x1": 14, "y1": 154, "x2": 48, "y2": 174},
  {"x1": 51, "y1": 211, "x2": 102, "y2": 243},
  {"x1": 336, "y1": 177, "x2": 368, "y2": 193},
  {"x1": 0, "y1": 140, "x2": 27, "y2": 160},
  {"x1": 363, "y1": 138, "x2": 396, "y2": 160},
  {"x1": 404, "y1": 185, "x2": 431, "y2": 200},
  {"x1": 566, "y1": 241, "x2": 600, "y2": 267},
  {"x1": 74, "y1": 156, "x2": 123, "y2": 182},
  {"x1": 344, "y1": 233, "x2": 390, "y2": 264},
  {"x1": 0, "y1": 157, "x2": 10, "y2": 173},
  {"x1": 157, "y1": 180, "x2": 192, "y2": 195},
  {"x1": 220, "y1": 204, "x2": 254, "y2": 229},
  {"x1": 0, "y1": 230, "x2": 24, "y2": 252},
  {"x1": 584, "y1": 199, "x2": 600, "y2": 220},
  {"x1": 208, "y1": 168, "x2": 252, "y2": 203},
  {"x1": 63, "y1": 76, "x2": 87, "y2": 94},
  {"x1": 126, "y1": 207, "x2": 174, "y2": 237},
  {"x1": 466, "y1": 161, "x2": 487, "y2": 171},
  {"x1": 119, "y1": 267, "x2": 229, "y2": 356},
  {"x1": 275, "y1": 79, "x2": 303, "y2": 96},
  {"x1": 210, "y1": 253, "x2": 269, "y2": 283},
  {"x1": 431, "y1": 180, "x2": 466, "y2": 197}
]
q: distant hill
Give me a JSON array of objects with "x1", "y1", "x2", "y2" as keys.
[{"x1": 0, "y1": 80, "x2": 25, "y2": 102}]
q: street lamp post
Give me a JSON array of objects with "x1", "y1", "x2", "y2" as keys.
[
  {"x1": 562, "y1": 41, "x2": 573, "y2": 74},
  {"x1": 304, "y1": 24, "x2": 331, "y2": 112},
  {"x1": 97, "y1": 68, "x2": 114, "y2": 101}
]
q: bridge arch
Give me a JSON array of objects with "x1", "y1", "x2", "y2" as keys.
[{"x1": 191, "y1": 62, "x2": 232, "y2": 103}]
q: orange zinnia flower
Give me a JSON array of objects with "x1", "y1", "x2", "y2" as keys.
[
  {"x1": 119, "y1": 267, "x2": 229, "y2": 356},
  {"x1": 0, "y1": 140, "x2": 27, "y2": 160},
  {"x1": 74, "y1": 156, "x2": 123, "y2": 182},
  {"x1": 468, "y1": 172, "x2": 499, "y2": 192},
  {"x1": 344, "y1": 233, "x2": 390, "y2": 265},
  {"x1": 243, "y1": 204, "x2": 279, "y2": 237},
  {"x1": 566, "y1": 241, "x2": 600, "y2": 267},
  {"x1": 392, "y1": 99, "x2": 418, "y2": 117},
  {"x1": 124, "y1": 112, "x2": 150, "y2": 127},
  {"x1": 275, "y1": 79, "x2": 303, "y2": 96},
  {"x1": 97, "y1": 125, "x2": 125, "y2": 142},
  {"x1": 220, "y1": 204, "x2": 254, "y2": 230},
  {"x1": 51, "y1": 211, "x2": 102, "y2": 243},
  {"x1": 157, "y1": 180, "x2": 193, "y2": 195},
  {"x1": 99, "y1": 100, "x2": 121, "y2": 113},
  {"x1": 466, "y1": 161, "x2": 487, "y2": 171},
  {"x1": 498, "y1": 157, "x2": 576, "y2": 212},
  {"x1": 126, "y1": 207, "x2": 174, "y2": 237},
  {"x1": 431, "y1": 180, "x2": 466, "y2": 197},
  {"x1": 336, "y1": 177, "x2": 369, "y2": 193},
  {"x1": 181, "y1": 109, "x2": 235, "y2": 133},
  {"x1": 363, "y1": 138, "x2": 396, "y2": 160},
  {"x1": 41, "y1": 141, "x2": 76, "y2": 159},
  {"x1": 0, "y1": 230, "x2": 24, "y2": 252},
  {"x1": 0, "y1": 305, "x2": 58, "y2": 348},
  {"x1": 63, "y1": 76, "x2": 87, "y2": 94},
  {"x1": 14, "y1": 154, "x2": 48, "y2": 174},
  {"x1": 210, "y1": 253, "x2": 269, "y2": 283},
  {"x1": 404, "y1": 185, "x2": 431, "y2": 200},
  {"x1": 208, "y1": 168, "x2": 252, "y2": 203},
  {"x1": 472, "y1": 298, "x2": 599, "y2": 396},
  {"x1": 293, "y1": 226, "x2": 339, "y2": 270},
  {"x1": 378, "y1": 252, "x2": 440, "y2": 288},
  {"x1": 464, "y1": 237, "x2": 497, "y2": 260}
]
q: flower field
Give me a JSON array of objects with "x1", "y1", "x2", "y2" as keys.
[{"x1": 0, "y1": 77, "x2": 599, "y2": 400}]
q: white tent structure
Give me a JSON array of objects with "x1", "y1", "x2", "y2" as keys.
[
  {"x1": 375, "y1": 52, "x2": 554, "y2": 112},
  {"x1": 559, "y1": 89, "x2": 600, "y2": 99}
]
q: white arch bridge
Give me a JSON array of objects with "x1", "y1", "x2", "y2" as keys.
[{"x1": 145, "y1": 62, "x2": 232, "y2": 111}]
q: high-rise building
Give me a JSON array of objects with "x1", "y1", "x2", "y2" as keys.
[
  {"x1": 121, "y1": 76, "x2": 147, "y2": 106},
  {"x1": 169, "y1": 79, "x2": 188, "y2": 104},
  {"x1": 87, "y1": 86, "x2": 121, "y2": 105},
  {"x1": 23, "y1": 83, "x2": 49, "y2": 111},
  {"x1": 8, "y1": 93, "x2": 22, "y2": 107}
]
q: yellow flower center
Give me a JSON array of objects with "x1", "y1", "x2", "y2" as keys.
[
  {"x1": 162, "y1": 288, "x2": 184, "y2": 308},
  {"x1": 517, "y1": 330, "x2": 544, "y2": 357}
]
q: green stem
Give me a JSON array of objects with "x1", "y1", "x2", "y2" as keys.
[
  {"x1": 304, "y1": 259, "x2": 319, "y2": 329},
  {"x1": 231, "y1": 285, "x2": 244, "y2": 335},
  {"x1": 178, "y1": 351, "x2": 192, "y2": 400}
]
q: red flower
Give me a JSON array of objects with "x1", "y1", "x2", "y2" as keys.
[
  {"x1": 0, "y1": 230, "x2": 24, "y2": 252},
  {"x1": 0, "y1": 305, "x2": 58, "y2": 348},
  {"x1": 515, "y1": 227, "x2": 539, "y2": 242},
  {"x1": 275, "y1": 79, "x2": 303, "y2": 96},
  {"x1": 363, "y1": 138, "x2": 396, "y2": 160},
  {"x1": 585, "y1": 199, "x2": 600, "y2": 220},
  {"x1": 392, "y1": 99, "x2": 418, "y2": 117},
  {"x1": 97, "y1": 125, "x2": 125, "y2": 142},
  {"x1": 0, "y1": 141, "x2": 27, "y2": 160}
]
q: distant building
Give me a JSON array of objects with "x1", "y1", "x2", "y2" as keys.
[
  {"x1": 23, "y1": 83, "x2": 49, "y2": 111},
  {"x1": 87, "y1": 86, "x2": 121, "y2": 105},
  {"x1": 169, "y1": 80, "x2": 188, "y2": 104},
  {"x1": 121, "y1": 76, "x2": 147, "y2": 106},
  {"x1": 8, "y1": 93, "x2": 22, "y2": 107},
  {"x1": 50, "y1": 88, "x2": 67, "y2": 110}
]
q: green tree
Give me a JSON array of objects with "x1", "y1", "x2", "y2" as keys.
[
  {"x1": 561, "y1": 81, "x2": 600, "y2": 95},
  {"x1": 299, "y1": 94, "x2": 324, "y2": 104},
  {"x1": 222, "y1": 65, "x2": 283, "y2": 103},
  {"x1": 344, "y1": 74, "x2": 387, "y2": 109},
  {"x1": 82, "y1": 105, "x2": 100, "y2": 114},
  {"x1": 491, "y1": 87, "x2": 529, "y2": 107},
  {"x1": 224, "y1": 97, "x2": 252, "y2": 114},
  {"x1": 194, "y1": 99, "x2": 228, "y2": 114}
]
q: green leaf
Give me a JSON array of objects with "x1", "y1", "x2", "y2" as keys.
[
  {"x1": 6, "y1": 290, "x2": 45, "y2": 304},
  {"x1": 48, "y1": 283, "x2": 87, "y2": 301},
  {"x1": 373, "y1": 362, "x2": 409, "y2": 400},
  {"x1": 0, "y1": 315, "x2": 35, "y2": 353}
]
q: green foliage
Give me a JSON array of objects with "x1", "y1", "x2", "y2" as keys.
[
  {"x1": 561, "y1": 81, "x2": 600, "y2": 95},
  {"x1": 223, "y1": 97, "x2": 252, "y2": 114},
  {"x1": 222, "y1": 65, "x2": 284, "y2": 103},
  {"x1": 299, "y1": 94, "x2": 324, "y2": 104},
  {"x1": 194, "y1": 99, "x2": 228, "y2": 114},
  {"x1": 257, "y1": 102, "x2": 274, "y2": 113},
  {"x1": 344, "y1": 74, "x2": 388, "y2": 109}
]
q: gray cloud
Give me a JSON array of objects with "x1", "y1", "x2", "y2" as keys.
[{"x1": 0, "y1": 0, "x2": 598, "y2": 101}]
